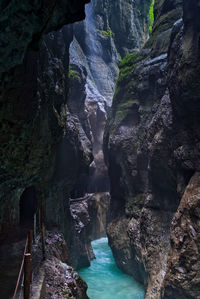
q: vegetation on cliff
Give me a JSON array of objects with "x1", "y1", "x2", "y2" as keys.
[{"x1": 149, "y1": 0, "x2": 155, "y2": 33}]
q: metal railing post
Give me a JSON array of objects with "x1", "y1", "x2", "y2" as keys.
[
  {"x1": 41, "y1": 223, "x2": 46, "y2": 261},
  {"x1": 13, "y1": 237, "x2": 28, "y2": 299},
  {"x1": 28, "y1": 230, "x2": 33, "y2": 256},
  {"x1": 40, "y1": 204, "x2": 46, "y2": 260},
  {"x1": 33, "y1": 214, "x2": 37, "y2": 243},
  {"x1": 24, "y1": 253, "x2": 31, "y2": 299},
  {"x1": 28, "y1": 230, "x2": 33, "y2": 284}
]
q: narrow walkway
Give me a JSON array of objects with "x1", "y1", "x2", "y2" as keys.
[{"x1": 0, "y1": 227, "x2": 28, "y2": 298}]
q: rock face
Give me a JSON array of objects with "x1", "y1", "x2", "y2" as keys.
[
  {"x1": 1, "y1": 1, "x2": 199, "y2": 298},
  {"x1": 64, "y1": 0, "x2": 153, "y2": 270},
  {"x1": 163, "y1": 173, "x2": 200, "y2": 299},
  {"x1": 0, "y1": 0, "x2": 90, "y2": 74},
  {"x1": 33, "y1": 232, "x2": 89, "y2": 299},
  {"x1": 0, "y1": 2, "x2": 92, "y2": 234},
  {"x1": 104, "y1": 0, "x2": 199, "y2": 297},
  {"x1": 69, "y1": 192, "x2": 110, "y2": 269},
  {"x1": 162, "y1": 1, "x2": 200, "y2": 297},
  {"x1": 68, "y1": 0, "x2": 152, "y2": 196},
  {"x1": 69, "y1": 197, "x2": 95, "y2": 269},
  {"x1": 45, "y1": 257, "x2": 89, "y2": 299},
  {"x1": 105, "y1": 0, "x2": 200, "y2": 297},
  {"x1": 28, "y1": 28, "x2": 93, "y2": 269},
  {"x1": 70, "y1": 0, "x2": 152, "y2": 105},
  {"x1": 87, "y1": 192, "x2": 110, "y2": 240}
]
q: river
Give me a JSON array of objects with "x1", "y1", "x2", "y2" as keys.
[{"x1": 78, "y1": 237, "x2": 145, "y2": 299}]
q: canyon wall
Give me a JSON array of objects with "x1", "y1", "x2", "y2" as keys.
[
  {"x1": 65, "y1": 0, "x2": 153, "y2": 268},
  {"x1": 104, "y1": 0, "x2": 200, "y2": 298},
  {"x1": 0, "y1": 1, "x2": 93, "y2": 271},
  {"x1": 0, "y1": 0, "x2": 151, "y2": 270},
  {"x1": 0, "y1": 1, "x2": 94, "y2": 295},
  {"x1": 1, "y1": 1, "x2": 199, "y2": 298},
  {"x1": 68, "y1": 0, "x2": 152, "y2": 195}
]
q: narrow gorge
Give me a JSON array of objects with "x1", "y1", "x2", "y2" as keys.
[{"x1": 0, "y1": 0, "x2": 200, "y2": 299}]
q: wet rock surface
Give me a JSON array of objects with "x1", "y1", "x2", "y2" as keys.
[
  {"x1": 0, "y1": 0, "x2": 90, "y2": 74},
  {"x1": 0, "y1": 229, "x2": 89, "y2": 299},
  {"x1": 0, "y1": 26, "x2": 92, "y2": 263},
  {"x1": 0, "y1": 0, "x2": 95, "y2": 281},
  {"x1": 70, "y1": 0, "x2": 152, "y2": 106},
  {"x1": 68, "y1": 0, "x2": 153, "y2": 199},
  {"x1": 105, "y1": 53, "x2": 177, "y2": 298},
  {"x1": 43, "y1": 232, "x2": 89, "y2": 299},
  {"x1": 103, "y1": 0, "x2": 200, "y2": 297},
  {"x1": 163, "y1": 172, "x2": 200, "y2": 299},
  {"x1": 87, "y1": 192, "x2": 110, "y2": 240},
  {"x1": 45, "y1": 257, "x2": 89, "y2": 299},
  {"x1": 0, "y1": 1, "x2": 91, "y2": 232},
  {"x1": 69, "y1": 192, "x2": 110, "y2": 269},
  {"x1": 69, "y1": 197, "x2": 94, "y2": 269},
  {"x1": 107, "y1": 216, "x2": 139, "y2": 279},
  {"x1": 1, "y1": 0, "x2": 200, "y2": 298},
  {"x1": 32, "y1": 231, "x2": 89, "y2": 299}
]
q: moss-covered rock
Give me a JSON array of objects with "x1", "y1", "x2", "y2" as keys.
[{"x1": 145, "y1": 0, "x2": 182, "y2": 56}]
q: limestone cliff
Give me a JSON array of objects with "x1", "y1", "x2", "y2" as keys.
[
  {"x1": 0, "y1": 2, "x2": 95, "y2": 280},
  {"x1": 1, "y1": 0, "x2": 199, "y2": 298},
  {"x1": 68, "y1": 0, "x2": 152, "y2": 197},
  {"x1": 0, "y1": 0, "x2": 89, "y2": 74},
  {"x1": 62, "y1": 0, "x2": 153, "y2": 269},
  {"x1": 163, "y1": 173, "x2": 200, "y2": 299},
  {"x1": 104, "y1": 0, "x2": 200, "y2": 297},
  {"x1": 162, "y1": 1, "x2": 200, "y2": 297},
  {"x1": 0, "y1": 1, "x2": 91, "y2": 236}
]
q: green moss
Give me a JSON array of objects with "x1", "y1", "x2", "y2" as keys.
[
  {"x1": 112, "y1": 52, "x2": 144, "y2": 114},
  {"x1": 119, "y1": 52, "x2": 140, "y2": 68},
  {"x1": 113, "y1": 99, "x2": 139, "y2": 124},
  {"x1": 149, "y1": 0, "x2": 155, "y2": 33},
  {"x1": 115, "y1": 109, "x2": 129, "y2": 121},
  {"x1": 115, "y1": 52, "x2": 141, "y2": 88},
  {"x1": 110, "y1": 51, "x2": 148, "y2": 127},
  {"x1": 114, "y1": 74, "x2": 139, "y2": 105},
  {"x1": 118, "y1": 65, "x2": 135, "y2": 84},
  {"x1": 98, "y1": 29, "x2": 114, "y2": 39},
  {"x1": 68, "y1": 68, "x2": 80, "y2": 80},
  {"x1": 145, "y1": 7, "x2": 182, "y2": 49},
  {"x1": 118, "y1": 99, "x2": 139, "y2": 109}
]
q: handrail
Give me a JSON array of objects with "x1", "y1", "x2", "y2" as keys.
[
  {"x1": 13, "y1": 236, "x2": 28, "y2": 299},
  {"x1": 12, "y1": 209, "x2": 45, "y2": 299}
]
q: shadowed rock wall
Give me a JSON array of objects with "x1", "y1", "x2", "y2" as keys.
[
  {"x1": 103, "y1": 0, "x2": 200, "y2": 297},
  {"x1": 0, "y1": 1, "x2": 91, "y2": 234}
]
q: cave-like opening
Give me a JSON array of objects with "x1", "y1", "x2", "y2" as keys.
[{"x1": 19, "y1": 186, "x2": 37, "y2": 228}]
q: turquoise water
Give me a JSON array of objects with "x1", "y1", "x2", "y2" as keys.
[{"x1": 78, "y1": 237, "x2": 145, "y2": 299}]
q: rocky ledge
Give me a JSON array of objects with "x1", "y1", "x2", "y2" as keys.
[{"x1": 32, "y1": 231, "x2": 89, "y2": 299}]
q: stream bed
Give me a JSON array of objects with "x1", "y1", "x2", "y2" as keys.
[{"x1": 78, "y1": 237, "x2": 145, "y2": 299}]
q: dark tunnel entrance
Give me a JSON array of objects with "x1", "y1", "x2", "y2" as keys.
[{"x1": 19, "y1": 186, "x2": 37, "y2": 228}]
